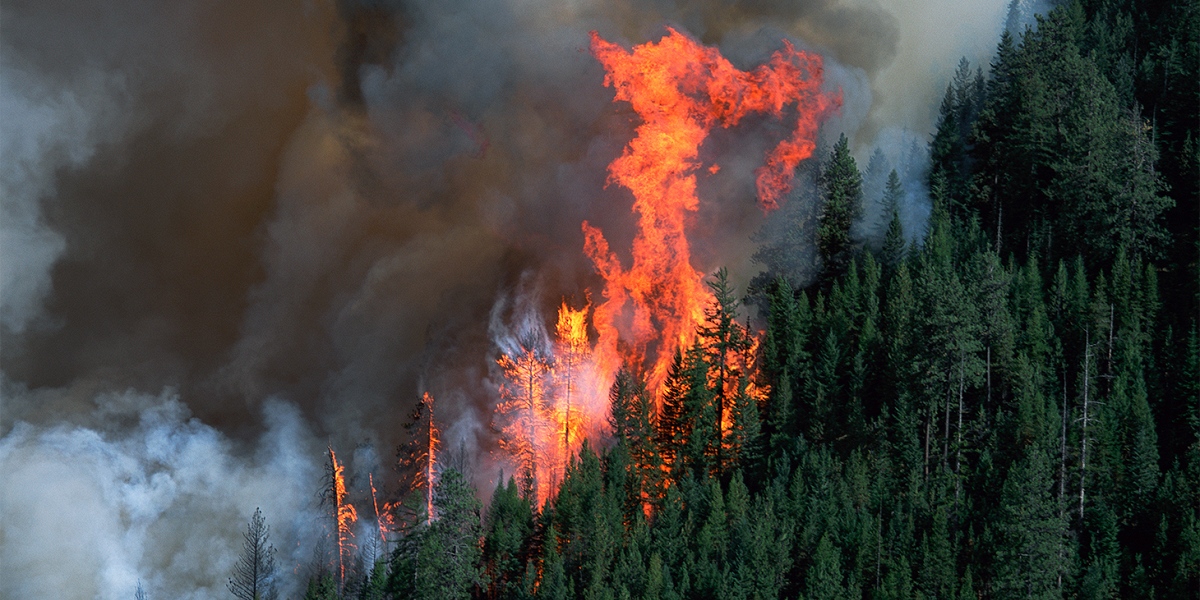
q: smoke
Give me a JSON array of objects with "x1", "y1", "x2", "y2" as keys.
[
  {"x1": 0, "y1": 389, "x2": 322, "y2": 600},
  {"x1": 2, "y1": 0, "x2": 1009, "y2": 596}
]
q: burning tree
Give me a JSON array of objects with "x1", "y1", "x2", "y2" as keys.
[
  {"x1": 496, "y1": 334, "x2": 554, "y2": 505},
  {"x1": 320, "y1": 446, "x2": 357, "y2": 592},
  {"x1": 553, "y1": 301, "x2": 589, "y2": 483},
  {"x1": 396, "y1": 393, "x2": 441, "y2": 528}
]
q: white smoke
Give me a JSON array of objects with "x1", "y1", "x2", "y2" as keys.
[
  {"x1": 0, "y1": 389, "x2": 322, "y2": 600},
  {"x1": 0, "y1": 58, "x2": 135, "y2": 336}
]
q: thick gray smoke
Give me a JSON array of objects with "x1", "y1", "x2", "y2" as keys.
[{"x1": 2, "y1": 0, "x2": 1009, "y2": 597}]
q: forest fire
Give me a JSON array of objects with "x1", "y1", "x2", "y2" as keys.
[
  {"x1": 493, "y1": 27, "x2": 835, "y2": 506},
  {"x1": 326, "y1": 447, "x2": 357, "y2": 588},
  {"x1": 584, "y1": 27, "x2": 835, "y2": 395}
]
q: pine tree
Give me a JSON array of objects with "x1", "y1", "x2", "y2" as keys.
[
  {"x1": 696, "y1": 266, "x2": 748, "y2": 468},
  {"x1": 228, "y1": 507, "x2": 278, "y2": 600},
  {"x1": 818, "y1": 134, "x2": 864, "y2": 281},
  {"x1": 994, "y1": 442, "x2": 1070, "y2": 599},
  {"x1": 880, "y1": 170, "x2": 907, "y2": 268},
  {"x1": 482, "y1": 476, "x2": 533, "y2": 599},
  {"x1": 414, "y1": 468, "x2": 483, "y2": 600}
]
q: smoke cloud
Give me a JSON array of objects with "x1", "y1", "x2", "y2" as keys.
[{"x1": 2, "y1": 0, "x2": 1009, "y2": 596}]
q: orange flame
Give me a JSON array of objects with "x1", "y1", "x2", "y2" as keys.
[
  {"x1": 421, "y1": 393, "x2": 440, "y2": 524},
  {"x1": 328, "y1": 446, "x2": 357, "y2": 587},
  {"x1": 492, "y1": 28, "x2": 832, "y2": 510},
  {"x1": 369, "y1": 473, "x2": 389, "y2": 545},
  {"x1": 553, "y1": 302, "x2": 589, "y2": 484},
  {"x1": 496, "y1": 342, "x2": 553, "y2": 505},
  {"x1": 585, "y1": 27, "x2": 836, "y2": 397}
]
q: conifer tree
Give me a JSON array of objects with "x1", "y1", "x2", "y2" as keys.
[
  {"x1": 818, "y1": 134, "x2": 864, "y2": 281},
  {"x1": 228, "y1": 507, "x2": 278, "y2": 600},
  {"x1": 414, "y1": 468, "x2": 483, "y2": 600},
  {"x1": 880, "y1": 170, "x2": 907, "y2": 268}
]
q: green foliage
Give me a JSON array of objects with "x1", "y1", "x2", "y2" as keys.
[
  {"x1": 280, "y1": 4, "x2": 1197, "y2": 597},
  {"x1": 818, "y1": 134, "x2": 864, "y2": 280}
]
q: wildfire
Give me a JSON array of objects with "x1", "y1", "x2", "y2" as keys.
[
  {"x1": 585, "y1": 27, "x2": 836, "y2": 396},
  {"x1": 554, "y1": 302, "x2": 588, "y2": 483},
  {"x1": 369, "y1": 473, "x2": 389, "y2": 545},
  {"x1": 327, "y1": 446, "x2": 357, "y2": 587},
  {"x1": 493, "y1": 27, "x2": 833, "y2": 506},
  {"x1": 420, "y1": 393, "x2": 439, "y2": 524},
  {"x1": 496, "y1": 338, "x2": 553, "y2": 505}
]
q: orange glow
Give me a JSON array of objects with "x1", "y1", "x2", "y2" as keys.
[
  {"x1": 553, "y1": 301, "x2": 589, "y2": 486},
  {"x1": 496, "y1": 342, "x2": 553, "y2": 505},
  {"x1": 328, "y1": 446, "x2": 357, "y2": 587},
  {"x1": 585, "y1": 27, "x2": 836, "y2": 398},
  {"x1": 396, "y1": 394, "x2": 441, "y2": 528},
  {"x1": 493, "y1": 28, "x2": 831, "y2": 512},
  {"x1": 421, "y1": 393, "x2": 440, "y2": 524},
  {"x1": 369, "y1": 473, "x2": 390, "y2": 547}
]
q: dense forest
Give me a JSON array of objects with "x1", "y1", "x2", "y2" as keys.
[{"x1": 234, "y1": 1, "x2": 1197, "y2": 599}]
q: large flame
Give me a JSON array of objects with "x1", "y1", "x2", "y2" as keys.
[
  {"x1": 493, "y1": 27, "x2": 834, "y2": 505},
  {"x1": 585, "y1": 27, "x2": 836, "y2": 395},
  {"x1": 496, "y1": 340, "x2": 553, "y2": 504}
]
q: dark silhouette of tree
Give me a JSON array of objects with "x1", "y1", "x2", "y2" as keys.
[{"x1": 228, "y1": 507, "x2": 278, "y2": 600}]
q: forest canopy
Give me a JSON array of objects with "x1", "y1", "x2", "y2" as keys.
[{"x1": 285, "y1": 1, "x2": 1198, "y2": 598}]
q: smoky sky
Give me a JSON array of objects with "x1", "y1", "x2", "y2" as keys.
[{"x1": 1, "y1": 1, "x2": 1008, "y2": 597}]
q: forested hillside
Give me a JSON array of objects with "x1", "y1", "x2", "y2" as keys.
[{"x1": 301, "y1": 2, "x2": 1199, "y2": 599}]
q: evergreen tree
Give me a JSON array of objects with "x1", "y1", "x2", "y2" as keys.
[
  {"x1": 818, "y1": 134, "x2": 864, "y2": 281},
  {"x1": 413, "y1": 468, "x2": 483, "y2": 600},
  {"x1": 228, "y1": 507, "x2": 278, "y2": 600},
  {"x1": 880, "y1": 170, "x2": 908, "y2": 268},
  {"x1": 482, "y1": 476, "x2": 534, "y2": 599},
  {"x1": 994, "y1": 442, "x2": 1070, "y2": 599}
]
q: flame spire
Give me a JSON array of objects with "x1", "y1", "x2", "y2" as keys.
[
  {"x1": 585, "y1": 27, "x2": 837, "y2": 396},
  {"x1": 326, "y1": 446, "x2": 357, "y2": 589}
]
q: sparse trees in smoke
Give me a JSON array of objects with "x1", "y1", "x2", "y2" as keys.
[{"x1": 228, "y1": 507, "x2": 278, "y2": 600}]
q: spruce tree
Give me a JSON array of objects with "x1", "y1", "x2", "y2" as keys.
[{"x1": 818, "y1": 134, "x2": 864, "y2": 281}]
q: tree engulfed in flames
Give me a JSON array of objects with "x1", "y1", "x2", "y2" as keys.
[
  {"x1": 392, "y1": 393, "x2": 441, "y2": 529},
  {"x1": 494, "y1": 27, "x2": 834, "y2": 507},
  {"x1": 326, "y1": 446, "x2": 357, "y2": 588},
  {"x1": 495, "y1": 336, "x2": 553, "y2": 504},
  {"x1": 553, "y1": 302, "x2": 589, "y2": 483},
  {"x1": 584, "y1": 27, "x2": 837, "y2": 396}
]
